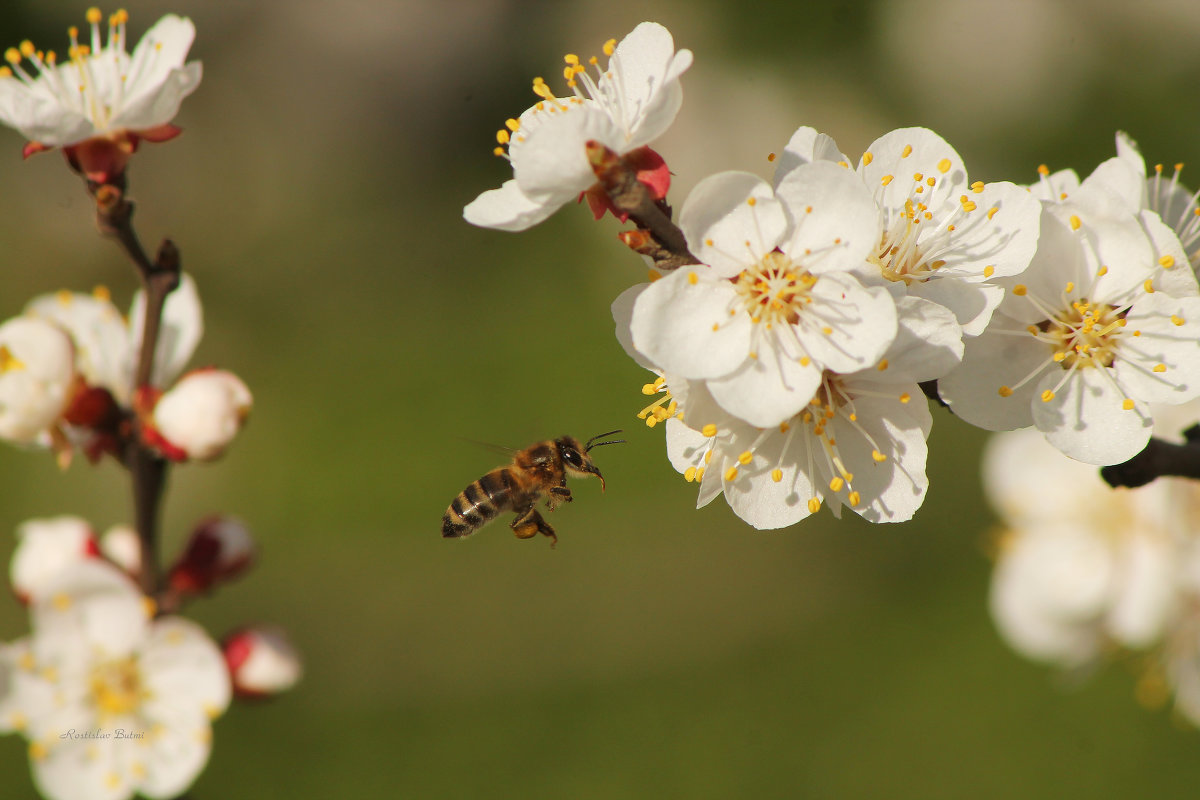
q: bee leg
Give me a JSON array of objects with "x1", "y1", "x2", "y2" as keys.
[
  {"x1": 546, "y1": 486, "x2": 573, "y2": 511},
  {"x1": 511, "y1": 508, "x2": 558, "y2": 548}
]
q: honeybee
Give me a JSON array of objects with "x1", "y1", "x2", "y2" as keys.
[{"x1": 441, "y1": 430, "x2": 624, "y2": 547}]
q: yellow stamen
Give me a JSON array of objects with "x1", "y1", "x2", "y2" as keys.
[{"x1": 701, "y1": 424, "x2": 717, "y2": 438}]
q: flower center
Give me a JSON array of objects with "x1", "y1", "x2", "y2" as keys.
[
  {"x1": 89, "y1": 655, "x2": 145, "y2": 718},
  {"x1": 870, "y1": 199, "x2": 948, "y2": 284},
  {"x1": 1041, "y1": 297, "x2": 1124, "y2": 369},
  {"x1": 731, "y1": 252, "x2": 817, "y2": 327}
]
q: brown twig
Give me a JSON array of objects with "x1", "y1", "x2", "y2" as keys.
[
  {"x1": 93, "y1": 182, "x2": 181, "y2": 596},
  {"x1": 586, "y1": 140, "x2": 700, "y2": 272}
]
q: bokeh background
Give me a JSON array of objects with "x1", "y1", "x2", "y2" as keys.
[{"x1": 0, "y1": 0, "x2": 1199, "y2": 797}]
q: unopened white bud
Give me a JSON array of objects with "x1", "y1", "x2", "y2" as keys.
[
  {"x1": 152, "y1": 369, "x2": 252, "y2": 461},
  {"x1": 0, "y1": 316, "x2": 76, "y2": 444},
  {"x1": 224, "y1": 626, "x2": 302, "y2": 697},
  {"x1": 11, "y1": 515, "x2": 99, "y2": 602},
  {"x1": 100, "y1": 524, "x2": 142, "y2": 575}
]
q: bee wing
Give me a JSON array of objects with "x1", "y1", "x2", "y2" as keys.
[{"x1": 456, "y1": 436, "x2": 520, "y2": 459}]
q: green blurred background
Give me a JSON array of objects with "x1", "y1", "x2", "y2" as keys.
[{"x1": 0, "y1": 0, "x2": 1199, "y2": 797}]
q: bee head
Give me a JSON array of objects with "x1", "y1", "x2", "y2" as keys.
[{"x1": 557, "y1": 430, "x2": 624, "y2": 491}]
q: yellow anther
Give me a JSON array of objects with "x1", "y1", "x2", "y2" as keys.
[
  {"x1": 901, "y1": 144, "x2": 913, "y2": 158},
  {"x1": 492, "y1": 146, "x2": 505, "y2": 157},
  {"x1": 1172, "y1": 315, "x2": 1185, "y2": 326},
  {"x1": 724, "y1": 466, "x2": 739, "y2": 482},
  {"x1": 779, "y1": 422, "x2": 790, "y2": 433},
  {"x1": 1012, "y1": 285, "x2": 1027, "y2": 296},
  {"x1": 738, "y1": 450, "x2": 753, "y2": 465},
  {"x1": 684, "y1": 466, "x2": 697, "y2": 482},
  {"x1": 877, "y1": 359, "x2": 889, "y2": 371},
  {"x1": 936, "y1": 158, "x2": 951, "y2": 173},
  {"x1": 51, "y1": 593, "x2": 71, "y2": 611},
  {"x1": 641, "y1": 383, "x2": 658, "y2": 396},
  {"x1": 767, "y1": 152, "x2": 777, "y2": 162},
  {"x1": 86, "y1": 7, "x2": 102, "y2": 24},
  {"x1": 648, "y1": 269, "x2": 662, "y2": 282},
  {"x1": 829, "y1": 477, "x2": 844, "y2": 492},
  {"x1": 1064, "y1": 281, "x2": 1074, "y2": 293},
  {"x1": 961, "y1": 200, "x2": 977, "y2": 212},
  {"x1": 807, "y1": 497, "x2": 821, "y2": 513},
  {"x1": 1069, "y1": 215, "x2": 1081, "y2": 231},
  {"x1": 1159, "y1": 255, "x2": 1176, "y2": 269},
  {"x1": 983, "y1": 265, "x2": 995, "y2": 278},
  {"x1": 1053, "y1": 351, "x2": 1067, "y2": 362},
  {"x1": 701, "y1": 424, "x2": 717, "y2": 438},
  {"x1": 881, "y1": 175, "x2": 894, "y2": 186},
  {"x1": 1097, "y1": 265, "x2": 1108, "y2": 276},
  {"x1": 496, "y1": 129, "x2": 510, "y2": 145},
  {"x1": 799, "y1": 356, "x2": 811, "y2": 367},
  {"x1": 1153, "y1": 364, "x2": 1167, "y2": 373},
  {"x1": 603, "y1": 38, "x2": 617, "y2": 56},
  {"x1": 1041, "y1": 390, "x2": 1055, "y2": 402},
  {"x1": 927, "y1": 177, "x2": 936, "y2": 187},
  {"x1": 998, "y1": 386, "x2": 1013, "y2": 397},
  {"x1": 747, "y1": 197, "x2": 757, "y2": 207},
  {"x1": 848, "y1": 491, "x2": 861, "y2": 507},
  {"x1": 872, "y1": 450, "x2": 887, "y2": 463},
  {"x1": 986, "y1": 206, "x2": 999, "y2": 220},
  {"x1": 1037, "y1": 164, "x2": 1050, "y2": 176},
  {"x1": 29, "y1": 742, "x2": 47, "y2": 761},
  {"x1": 695, "y1": 467, "x2": 705, "y2": 482},
  {"x1": 564, "y1": 53, "x2": 579, "y2": 65},
  {"x1": 862, "y1": 152, "x2": 874, "y2": 165},
  {"x1": 1144, "y1": 279, "x2": 1155, "y2": 294},
  {"x1": 971, "y1": 181, "x2": 985, "y2": 193},
  {"x1": 0, "y1": 345, "x2": 25, "y2": 373},
  {"x1": 1122, "y1": 399, "x2": 1135, "y2": 410},
  {"x1": 0, "y1": 66, "x2": 11, "y2": 77},
  {"x1": 18, "y1": 40, "x2": 34, "y2": 58},
  {"x1": 687, "y1": 271, "x2": 698, "y2": 285},
  {"x1": 899, "y1": 393, "x2": 911, "y2": 404},
  {"x1": 4, "y1": 48, "x2": 20, "y2": 65},
  {"x1": 913, "y1": 173, "x2": 924, "y2": 182},
  {"x1": 771, "y1": 468, "x2": 783, "y2": 482}
]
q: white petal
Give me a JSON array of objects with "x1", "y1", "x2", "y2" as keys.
[
  {"x1": 939, "y1": 181, "x2": 1041, "y2": 281},
  {"x1": 111, "y1": 62, "x2": 202, "y2": 132},
  {"x1": 1106, "y1": 532, "x2": 1176, "y2": 648},
  {"x1": 31, "y1": 561, "x2": 147, "y2": 663},
  {"x1": 679, "y1": 171, "x2": 785, "y2": 276},
  {"x1": 1114, "y1": 292, "x2": 1200, "y2": 404},
  {"x1": 836, "y1": 392, "x2": 931, "y2": 523},
  {"x1": 706, "y1": 348, "x2": 821, "y2": 428},
  {"x1": 908, "y1": 278, "x2": 1001, "y2": 337},
  {"x1": 141, "y1": 617, "x2": 231, "y2": 716},
  {"x1": 463, "y1": 179, "x2": 558, "y2": 232},
  {"x1": 800, "y1": 276, "x2": 897, "y2": 373},
  {"x1": 772, "y1": 125, "x2": 846, "y2": 186},
  {"x1": 724, "y1": 432, "x2": 815, "y2": 529},
  {"x1": 610, "y1": 22, "x2": 692, "y2": 146},
  {"x1": 130, "y1": 273, "x2": 203, "y2": 388},
  {"x1": 868, "y1": 296, "x2": 963, "y2": 382},
  {"x1": 938, "y1": 323, "x2": 1043, "y2": 431},
  {"x1": 859, "y1": 127, "x2": 967, "y2": 215},
  {"x1": 776, "y1": 159, "x2": 881, "y2": 271},
  {"x1": 1080, "y1": 155, "x2": 1144, "y2": 217},
  {"x1": 511, "y1": 104, "x2": 617, "y2": 202},
  {"x1": 1140, "y1": 209, "x2": 1199, "y2": 297},
  {"x1": 629, "y1": 269, "x2": 751, "y2": 379},
  {"x1": 610, "y1": 283, "x2": 656, "y2": 370},
  {"x1": 1033, "y1": 368, "x2": 1152, "y2": 465}
]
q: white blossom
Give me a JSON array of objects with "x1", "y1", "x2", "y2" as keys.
[
  {"x1": 658, "y1": 296, "x2": 958, "y2": 527},
  {"x1": 776, "y1": 125, "x2": 1041, "y2": 338},
  {"x1": 464, "y1": 22, "x2": 691, "y2": 231},
  {"x1": 0, "y1": 560, "x2": 230, "y2": 800},
  {"x1": 0, "y1": 10, "x2": 201, "y2": 180},
  {"x1": 624, "y1": 161, "x2": 898, "y2": 429},
  {"x1": 10, "y1": 517, "x2": 98, "y2": 604},
  {"x1": 939, "y1": 180, "x2": 1200, "y2": 465}
]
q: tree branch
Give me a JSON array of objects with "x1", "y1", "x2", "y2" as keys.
[
  {"x1": 93, "y1": 183, "x2": 181, "y2": 597},
  {"x1": 1101, "y1": 425, "x2": 1200, "y2": 488},
  {"x1": 586, "y1": 140, "x2": 699, "y2": 272}
]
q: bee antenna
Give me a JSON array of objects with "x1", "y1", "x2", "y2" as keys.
[{"x1": 585, "y1": 429, "x2": 625, "y2": 451}]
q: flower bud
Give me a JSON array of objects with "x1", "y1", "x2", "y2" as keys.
[
  {"x1": 11, "y1": 516, "x2": 100, "y2": 603},
  {"x1": 100, "y1": 524, "x2": 142, "y2": 576},
  {"x1": 168, "y1": 516, "x2": 255, "y2": 594},
  {"x1": 150, "y1": 368, "x2": 252, "y2": 461},
  {"x1": 224, "y1": 626, "x2": 302, "y2": 697},
  {"x1": 0, "y1": 317, "x2": 76, "y2": 444}
]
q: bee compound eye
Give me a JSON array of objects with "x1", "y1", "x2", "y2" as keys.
[{"x1": 564, "y1": 449, "x2": 583, "y2": 467}]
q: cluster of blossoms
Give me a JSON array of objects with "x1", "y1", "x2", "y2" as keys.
[
  {"x1": 0, "y1": 10, "x2": 298, "y2": 800},
  {"x1": 465, "y1": 21, "x2": 1200, "y2": 531},
  {"x1": 985, "y1": 408, "x2": 1200, "y2": 723},
  {"x1": 0, "y1": 516, "x2": 300, "y2": 800}
]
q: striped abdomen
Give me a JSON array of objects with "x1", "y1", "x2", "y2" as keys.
[{"x1": 442, "y1": 468, "x2": 515, "y2": 538}]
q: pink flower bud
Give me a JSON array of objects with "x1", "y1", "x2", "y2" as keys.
[
  {"x1": 150, "y1": 368, "x2": 252, "y2": 461},
  {"x1": 224, "y1": 626, "x2": 302, "y2": 697},
  {"x1": 168, "y1": 516, "x2": 255, "y2": 594},
  {"x1": 10, "y1": 516, "x2": 100, "y2": 603}
]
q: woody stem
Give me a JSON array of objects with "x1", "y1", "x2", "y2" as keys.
[{"x1": 93, "y1": 183, "x2": 181, "y2": 597}]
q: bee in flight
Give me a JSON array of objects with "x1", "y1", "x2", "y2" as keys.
[{"x1": 441, "y1": 430, "x2": 624, "y2": 548}]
